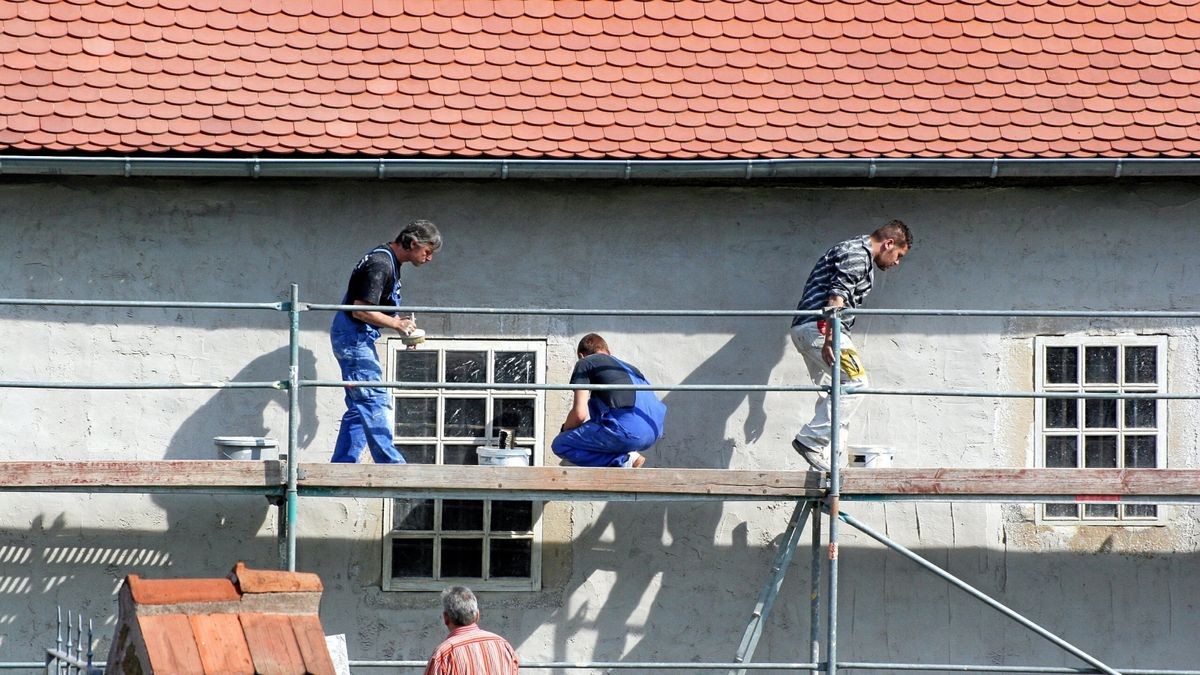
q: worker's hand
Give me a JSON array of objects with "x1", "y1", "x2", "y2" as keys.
[
  {"x1": 395, "y1": 317, "x2": 417, "y2": 335},
  {"x1": 821, "y1": 339, "x2": 836, "y2": 366}
]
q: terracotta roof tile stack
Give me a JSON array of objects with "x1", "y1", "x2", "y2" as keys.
[
  {"x1": 1, "y1": 0, "x2": 1198, "y2": 158},
  {"x1": 105, "y1": 562, "x2": 337, "y2": 675}
]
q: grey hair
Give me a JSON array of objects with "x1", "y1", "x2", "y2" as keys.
[
  {"x1": 396, "y1": 219, "x2": 442, "y2": 252},
  {"x1": 441, "y1": 585, "x2": 479, "y2": 626}
]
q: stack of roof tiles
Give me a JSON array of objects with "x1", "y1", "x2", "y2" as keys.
[
  {"x1": 106, "y1": 562, "x2": 337, "y2": 675},
  {"x1": 1, "y1": 0, "x2": 1198, "y2": 158}
]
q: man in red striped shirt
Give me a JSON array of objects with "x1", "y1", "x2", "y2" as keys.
[{"x1": 425, "y1": 586, "x2": 520, "y2": 675}]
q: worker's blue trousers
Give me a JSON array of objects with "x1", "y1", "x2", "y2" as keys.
[{"x1": 330, "y1": 325, "x2": 405, "y2": 464}]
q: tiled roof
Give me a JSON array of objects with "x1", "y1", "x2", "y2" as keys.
[
  {"x1": 106, "y1": 562, "x2": 336, "y2": 675},
  {"x1": 2, "y1": 0, "x2": 1199, "y2": 158}
]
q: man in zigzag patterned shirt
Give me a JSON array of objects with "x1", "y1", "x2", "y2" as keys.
[{"x1": 789, "y1": 219, "x2": 912, "y2": 472}]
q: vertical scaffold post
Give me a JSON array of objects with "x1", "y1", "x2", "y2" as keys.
[
  {"x1": 284, "y1": 283, "x2": 301, "y2": 571},
  {"x1": 825, "y1": 311, "x2": 843, "y2": 675},
  {"x1": 809, "y1": 501, "x2": 822, "y2": 672}
]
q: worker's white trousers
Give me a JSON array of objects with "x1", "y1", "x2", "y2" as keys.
[{"x1": 790, "y1": 322, "x2": 869, "y2": 450}]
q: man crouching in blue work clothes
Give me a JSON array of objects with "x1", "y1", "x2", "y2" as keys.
[
  {"x1": 330, "y1": 220, "x2": 441, "y2": 464},
  {"x1": 552, "y1": 334, "x2": 668, "y2": 468}
]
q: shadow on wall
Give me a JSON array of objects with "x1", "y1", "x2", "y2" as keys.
[
  {"x1": 150, "y1": 346, "x2": 320, "y2": 533},
  {"x1": 3, "y1": 521, "x2": 1200, "y2": 670},
  {"x1": 549, "y1": 328, "x2": 791, "y2": 664}
]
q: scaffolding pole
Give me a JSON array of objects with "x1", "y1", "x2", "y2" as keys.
[
  {"x1": 2, "y1": 290, "x2": 1199, "y2": 674},
  {"x1": 731, "y1": 499, "x2": 814, "y2": 675}
]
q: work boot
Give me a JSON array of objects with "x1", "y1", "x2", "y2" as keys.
[{"x1": 791, "y1": 439, "x2": 830, "y2": 472}]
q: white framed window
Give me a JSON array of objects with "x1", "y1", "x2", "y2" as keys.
[
  {"x1": 1034, "y1": 336, "x2": 1167, "y2": 524},
  {"x1": 382, "y1": 339, "x2": 545, "y2": 591}
]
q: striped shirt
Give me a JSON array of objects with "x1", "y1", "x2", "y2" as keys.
[
  {"x1": 425, "y1": 624, "x2": 519, "y2": 675},
  {"x1": 792, "y1": 235, "x2": 874, "y2": 330}
]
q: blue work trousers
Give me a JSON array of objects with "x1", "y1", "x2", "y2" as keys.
[{"x1": 330, "y1": 327, "x2": 404, "y2": 464}]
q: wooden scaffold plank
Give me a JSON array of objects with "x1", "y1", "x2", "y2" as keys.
[
  {"x1": 0, "y1": 461, "x2": 285, "y2": 492},
  {"x1": 295, "y1": 464, "x2": 826, "y2": 500},
  {"x1": 840, "y1": 468, "x2": 1200, "y2": 501}
]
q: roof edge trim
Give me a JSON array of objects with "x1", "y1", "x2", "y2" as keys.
[{"x1": 2, "y1": 156, "x2": 1200, "y2": 180}]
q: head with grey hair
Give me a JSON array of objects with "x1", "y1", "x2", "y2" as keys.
[
  {"x1": 441, "y1": 585, "x2": 480, "y2": 627},
  {"x1": 396, "y1": 219, "x2": 442, "y2": 253}
]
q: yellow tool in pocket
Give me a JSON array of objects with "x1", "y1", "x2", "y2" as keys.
[{"x1": 839, "y1": 349, "x2": 866, "y2": 379}]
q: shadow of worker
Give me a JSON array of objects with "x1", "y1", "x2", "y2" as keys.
[
  {"x1": 152, "y1": 346, "x2": 319, "y2": 545},
  {"x1": 562, "y1": 329, "x2": 789, "y2": 662}
]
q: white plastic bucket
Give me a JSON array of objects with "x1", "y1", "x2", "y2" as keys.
[
  {"x1": 476, "y1": 446, "x2": 531, "y2": 467},
  {"x1": 214, "y1": 436, "x2": 278, "y2": 461},
  {"x1": 848, "y1": 445, "x2": 894, "y2": 469}
]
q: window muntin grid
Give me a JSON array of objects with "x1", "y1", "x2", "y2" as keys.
[
  {"x1": 1035, "y1": 337, "x2": 1166, "y2": 524},
  {"x1": 382, "y1": 339, "x2": 544, "y2": 591}
]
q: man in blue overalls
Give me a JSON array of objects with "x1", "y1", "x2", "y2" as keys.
[
  {"x1": 330, "y1": 220, "x2": 442, "y2": 463},
  {"x1": 552, "y1": 333, "x2": 668, "y2": 468}
]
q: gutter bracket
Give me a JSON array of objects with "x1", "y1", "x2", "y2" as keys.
[
  {"x1": 1114, "y1": 159, "x2": 1123, "y2": 179},
  {"x1": 745, "y1": 159, "x2": 754, "y2": 180},
  {"x1": 868, "y1": 159, "x2": 876, "y2": 179},
  {"x1": 377, "y1": 159, "x2": 386, "y2": 179},
  {"x1": 252, "y1": 158, "x2": 261, "y2": 178},
  {"x1": 123, "y1": 158, "x2": 131, "y2": 178},
  {"x1": 501, "y1": 160, "x2": 509, "y2": 180},
  {"x1": 625, "y1": 160, "x2": 632, "y2": 180},
  {"x1": 990, "y1": 158, "x2": 999, "y2": 179}
]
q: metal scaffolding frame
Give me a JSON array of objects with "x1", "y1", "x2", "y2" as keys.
[{"x1": 2, "y1": 288, "x2": 1200, "y2": 673}]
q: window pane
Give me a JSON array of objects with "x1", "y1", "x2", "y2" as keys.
[
  {"x1": 1124, "y1": 399, "x2": 1157, "y2": 428},
  {"x1": 1084, "y1": 436, "x2": 1117, "y2": 468},
  {"x1": 493, "y1": 399, "x2": 535, "y2": 438},
  {"x1": 1125, "y1": 346, "x2": 1157, "y2": 384},
  {"x1": 490, "y1": 539, "x2": 532, "y2": 578},
  {"x1": 1084, "y1": 399, "x2": 1116, "y2": 428},
  {"x1": 1084, "y1": 503, "x2": 1118, "y2": 518},
  {"x1": 1124, "y1": 436, "x2": 1157, "y2": 468},
  {"x1": 394, "y1": 499, "x2": 434, "y2": 531},
  {"x1": 441, "y1": 539, "x2": 483, "y2": 577},
  {"x1": 1045, "y1": 504, "x2": 1078, "y2": 518},
  {"x1": 443, "y1": 499, "x2": 484, "y2": 531},
  {"x1": 1045, "y1": 399, "x2": 1077, "y2": 428},
  {"x1": 1125, "y1": 504, "x2": 1157, "y2": 518},
  {"x1": 394, "y1": 351, "x2": 438, "y2": 384},
  {"x1": 398, "y1": 443, "x2": 436, "y2": 464},
  {"x1": 391, "y1": 539, "x2": 434, "y2": 578},
  {"x1": 1045, "y1": 347, "x2": 1077, "y2": 384},
  {"x1": 495, "y1": 352, "x2": 536, "y2": 384},
  {"x1": 444, "y1": 445, "x2": 480, "y2": 466},
  {"x1": 444, "y1": 398, "x2": 486, "y2": 437},
  {"x1": 447, "y1": 351, "x2": 487, "y2": 383},
  {"x1": 492, "y1": 501, "x2": 533, "y2": 531},
  {"x1": 1045, "y1": 437, "x2": 1078, "y2": 468},
  {"x1": 395, "y1": 398, "x2": 437, "y2": 437},
  {"x1": 1084, "y1": 346, "x2": 1117, "y2": 384}
]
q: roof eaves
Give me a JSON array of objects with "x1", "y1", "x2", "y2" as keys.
[{"x1": 3, "y1": 155, "x2": 1200, "y2": 180}]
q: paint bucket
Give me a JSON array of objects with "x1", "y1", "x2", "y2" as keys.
[
  {"x1": 476, "y1": 446, "x2": 531, "y2": 467},
  {"x1": 214, "y1": 436, "x2": 278, "y2": 461},
  {"x1": 848, "y1": 445, "x2": 894, "y2": 469}
]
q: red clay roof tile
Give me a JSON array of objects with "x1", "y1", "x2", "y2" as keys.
[{"x1": 3, "y1": 2, "x2": 1199, "y2": 158}]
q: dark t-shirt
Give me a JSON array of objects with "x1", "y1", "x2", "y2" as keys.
[
  {"x1": 345, "y1": 246, "x2": 399, "y2": 309},
  {"x1": 570, "y1": 353, "x2": 644, "y2": 409}
]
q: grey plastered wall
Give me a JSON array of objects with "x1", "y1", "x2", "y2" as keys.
[{"x1": 1, "y1": 176, "x2": 1199, "y2": 670}]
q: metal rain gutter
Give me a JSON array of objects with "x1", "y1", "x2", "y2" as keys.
[{"x1": 2, "y1": 155, "x2": 1200, "y2": 180}]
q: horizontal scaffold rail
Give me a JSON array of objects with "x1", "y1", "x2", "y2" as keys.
[{"x1": 1, "y1": 463, "x2": 1199, "y2": 503}]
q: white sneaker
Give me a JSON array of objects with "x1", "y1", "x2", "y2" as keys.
[{"x1": 791, "y1": 439, "x2": 830, "y2": 472}]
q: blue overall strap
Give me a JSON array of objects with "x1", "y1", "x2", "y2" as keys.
[
  {"x1": 613, "y1": 357, "x2": 667, "y2": 441},
  {"x1": 368, "y1": 244, "x2": 401, "y2": 305}
]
